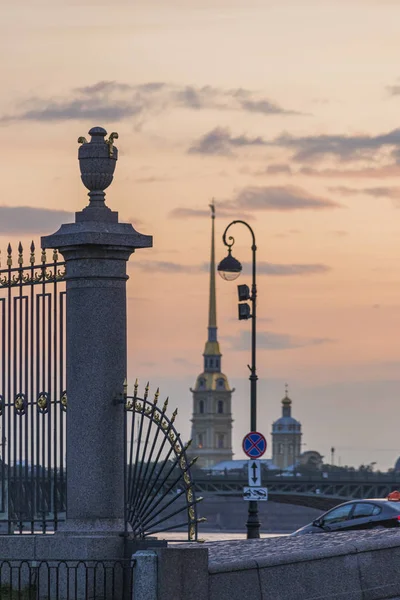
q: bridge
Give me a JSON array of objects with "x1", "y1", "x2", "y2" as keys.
[{"x1": 193, "y1": 472, "x2": 400, "y2": 511}]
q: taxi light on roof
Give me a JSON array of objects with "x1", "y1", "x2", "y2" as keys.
[{"x1": 387, "y1": 490, "x2": 400, "y2": 501}]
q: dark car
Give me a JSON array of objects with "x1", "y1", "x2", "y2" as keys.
[{"x1": 291, "y1": 496, "x2": 400, "y2": 536}]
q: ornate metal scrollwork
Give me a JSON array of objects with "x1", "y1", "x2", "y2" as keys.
[
  {"x1": 37, "y1": 393, "x2": 49, "y2": 414},
  {"x1": 61, "y1": 391, "x2": 67, "y2": 411},
  {"x1": 14, "y1": 394, "x2": 26, "y2": 416}
]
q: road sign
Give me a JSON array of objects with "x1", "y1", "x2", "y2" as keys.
[
  {"x1": 248, "y1": 460, "x2": 261, "y2": 487},
  {"x1": 242, "y1": 431, "x2": 267, "y2": 459},
  {"x1": 243, "y1": 487, "x2": 268, "y2": 501}
]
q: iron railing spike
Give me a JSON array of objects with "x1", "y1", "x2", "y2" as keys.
[
  {"x1": 197, "y1": 517, "x2": 207, "y2": 523},
  {"x1": 30, "y1": 241, "x2": 35, "y2": 265},
  {"x1": 162, "y1": 397, "x2": 169, "y2": 412},
  {"x1": 18, "y1": 242, "x2": 23, "y2": 265},
  {"x1": 7, "y1": 244, "x2": 12, "y2": 267}
]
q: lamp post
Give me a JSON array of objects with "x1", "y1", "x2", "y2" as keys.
[{"x1": 217, "y1": 220, "x2": 260, "y2": 539}]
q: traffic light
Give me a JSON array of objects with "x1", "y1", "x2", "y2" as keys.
[
  {"x1": 237, "y1": 284, "x2": 250, "y2": 302},
  {"x1": 238, "y1": 303, "x2": 251, "y2": 320}
]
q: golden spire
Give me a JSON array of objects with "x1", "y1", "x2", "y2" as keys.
[{"x1": 203, "y1": 199, "x2": 221, "y2": 361}]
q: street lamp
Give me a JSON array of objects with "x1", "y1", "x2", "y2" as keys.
[{"x1": 217, "y1": 220, "x2": 260, "y2": 540}]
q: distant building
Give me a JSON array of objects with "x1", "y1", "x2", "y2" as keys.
[
  {"x1": 298, "y1": 450, "x2": 323, "y2": 470},
  {"x1": 189, "y1": 203, "x2": 234, "y2": 468},
  {"x1": 271, "y1": 387, "x2": 302, "y2": 470}
]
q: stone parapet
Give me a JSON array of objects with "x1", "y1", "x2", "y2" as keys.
[{"x1": 205, "y1": 529, "x2": 400, "y2": 600}]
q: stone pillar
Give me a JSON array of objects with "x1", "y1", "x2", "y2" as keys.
[
  {"x1": 42, "y1": 127, "x2": 152, "y2": 534},
  {"x1": 133, "y1": 551, "x2": 158, "y2": 600}
]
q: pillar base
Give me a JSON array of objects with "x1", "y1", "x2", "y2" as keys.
[{"x1": 57, "y1": 518, "x2": 126, "y2": 537}]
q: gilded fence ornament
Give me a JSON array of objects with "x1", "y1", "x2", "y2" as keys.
[
  {"x1": 7, "y1": 244, "x2": 12, "y2": 267},
  {"x1": 144, "y1": 382, "x2": 149, "y2": 400},
  {"x1": 41, "y1": 248, "x2": 47, "y2": 264},
  {"x1": 133, "y1": 378, "x2": 138, "y2": 399},
  {"x1": 37, "y1": 393, "x2": 48, "y2": 414},
  {"x1": 77, "y1": 136, "x2": 88, "y2": 145},
  {"x1": 14, "y1": 394, "x2": 26, "y2": 415},
  {"x1": 18, "y1": 242, "x2": 23, "y2": 266},
  {"x1": 61, "y1": 391, "x2": 67, "y2": 410},
  {"x1": 30, "y1": 241, "x2": 35, "y2": 265},
  {"x1": 153, "y1": 387, "x2": 159, "y2": 405},
  {"x1": 162, "y1": 397, "x2": 169, "y2": 412},
  {"x1": 171, "y1": 408, "x2": 178, "y2": 423}
]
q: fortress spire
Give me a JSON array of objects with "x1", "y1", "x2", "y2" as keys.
[
  {"x1": 189, "y1": 200, "x2": 234, "y2": 467},
  {"x1": 202, "y1": 200, "x2": 221, "y2": 371}
]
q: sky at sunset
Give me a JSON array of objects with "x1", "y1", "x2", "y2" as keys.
[{"x1": 2, "y1": 0, "x2": 400, "y2": 470}]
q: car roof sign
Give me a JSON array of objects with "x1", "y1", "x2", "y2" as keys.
[{"x1": 387, "y1": 490, "x2": 400, "y2": 501}]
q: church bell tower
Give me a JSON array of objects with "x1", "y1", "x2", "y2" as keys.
[{"x1": 189, "y1": 202, "x2": 234, "y2": 468}]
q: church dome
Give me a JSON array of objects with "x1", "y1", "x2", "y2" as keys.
[
  {"x1": 272, "y1": 388, "x2": 301, "y2": 433},
  {"x1": 394, "y1": 457, "x2": 400, "y2": 472},
  {"x1": 272, "y1": 415, "x2": 301, "y2": 433}
]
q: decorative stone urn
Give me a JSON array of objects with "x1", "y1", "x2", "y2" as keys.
[{"x1": 77, "y1": 126, "x2": 119, "y2": 207}]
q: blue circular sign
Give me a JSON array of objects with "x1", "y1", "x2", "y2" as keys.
[{"x1": 242, "y1": 431, "x2": 267, "y2": 458}]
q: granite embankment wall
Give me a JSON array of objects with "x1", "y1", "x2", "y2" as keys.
[{"x1": 154, "y1": 529, "x2": 400, "y2": 600}]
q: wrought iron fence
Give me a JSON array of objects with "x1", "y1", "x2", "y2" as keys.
[
  {"x1": 123, "y1": 381, "x2": 204, "y2": 541},
  {"x1": 0, "y1": 243, "x2": 66, "y2": 533},
  {"x1": 0, "y1": 558, "x2": 134, "y2": 599}
]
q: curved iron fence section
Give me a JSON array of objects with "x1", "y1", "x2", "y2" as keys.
[{"x1": 124, "y1": 382, "x2": 204, "y2": 540}]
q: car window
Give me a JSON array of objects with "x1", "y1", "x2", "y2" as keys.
[
  {"x1": 323, "y1": 504, "x2": 353, "y2": 525},
  {"x1": 352, "y1": 503, "x2": 381, "y2": 519}
]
